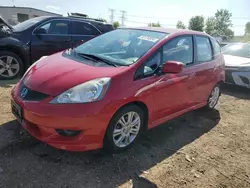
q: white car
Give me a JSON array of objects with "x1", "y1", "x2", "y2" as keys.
[{"x1": 222, "y1": 43, "x2": 250, "y2": 88}]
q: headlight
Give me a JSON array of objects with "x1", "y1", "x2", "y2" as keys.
[{"x1": 50, "y1": 77, "x2": 111, "y2": 104}]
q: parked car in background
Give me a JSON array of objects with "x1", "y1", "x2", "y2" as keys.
[
  {"x1": 222, "y1": 43, "x2": 250, "y2": 88},
  {"x1": 11, "y1": 28, "x2": 225, "y2": 153},
  {"x1": 219, "y1": 42, "x2": 229, "y2": 48},
  {"x1": 0, "y1": 16, "x2": 114, "y2": 80}
]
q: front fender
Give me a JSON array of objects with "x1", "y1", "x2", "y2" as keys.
[{"x1": 0, "y1": 36, "x2": 30, "y2": 69}]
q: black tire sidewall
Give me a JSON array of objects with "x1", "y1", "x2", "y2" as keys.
[
  {"x1": 104, "y1": 105, "x2": 145, "y2": 153},
  {"x1": 0, "y1": 51, "x2": 24, "y2": 80}
]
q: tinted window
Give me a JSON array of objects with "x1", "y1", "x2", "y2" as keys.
[
  {"x1": 196, "y1": 36, "x2": 213, "y2": 62},
  {"x1": 37, "y1": 20, "x2": 69, "y2": 34},
  {"x1": 211, "y1": 37, "x2": 221, "y2": 56},
  {"x1": 71, "y1": 21, "x2": 100, "y2": 35},
  {"x1": 163, "y1": 36, "x2": 193, "y2": 65},
  {"x1": 94, "y1": 23, "x2": 114, "y2": 33}
]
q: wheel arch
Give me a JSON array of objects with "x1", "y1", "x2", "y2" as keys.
[
  {"x1": 107, "y1": 100, "x2": 149, "y2": 133},
  {"x1": 0, "y1": 45, "x2": 29, "y2": 71}
]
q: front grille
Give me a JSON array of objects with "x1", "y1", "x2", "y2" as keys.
[{"x1": 19, "y1": 82, "x2": 49, "y2": 101}]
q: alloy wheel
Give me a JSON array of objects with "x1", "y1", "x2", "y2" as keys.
[
  {"x1": 0, "y1": 56, "x2": 20, "y2": 78},
  {"x1": 208, "y1": 86, "x2": 220, "y2": 108},
  {"x1": 113, "y1": 111, "x2": 141, "y2": 148}
]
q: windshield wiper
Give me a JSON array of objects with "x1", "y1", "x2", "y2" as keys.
[{"x1": 77, "y1": 53, "x2": 117, "y2": 67}]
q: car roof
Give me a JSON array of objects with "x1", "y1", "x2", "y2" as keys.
[
  {"x1": 43, "y1": 16, "x2": 113, "y2": 26},
  {"x1": 122, "y1": 27, "x2": 209, "y2": 36}
]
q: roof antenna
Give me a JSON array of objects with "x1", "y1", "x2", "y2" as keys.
[{"x1": 12, "y1": 0, "x2": 15, "y2": 6}]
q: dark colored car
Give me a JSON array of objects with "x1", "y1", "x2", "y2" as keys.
[
  {"x1": 222, "y1": 43, "x2": 250, "y2": 88},
  {"x1": 0, "y1": 16, "x2": 114, "y2": 79}
]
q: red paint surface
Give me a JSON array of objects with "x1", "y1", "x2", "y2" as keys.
[{"x1": 11, "y1": 29, "x2": 225, "y2": 151}]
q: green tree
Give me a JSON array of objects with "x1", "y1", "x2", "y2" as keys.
[
  {"x1": 245, "y1": 22, "x2": 250, "y2": 35},
  {"x1": 148, "y1": 22, "x2": 161, "y2": 27},
  {"x1": 214, "y1": 9, "x2": 233, "y2": 38},
  {"x1": 205, "y1": 17, "x2": 216, "y2": 35},
  {"x1": 176, "y1": 20, "x2": 186, "y2": 29},
  {"x1": 188, "y1": 16, "x2": 204, "y2": 31},
  {"x1": 113, "y1": 21, "x2": 120, "y2": 29}
]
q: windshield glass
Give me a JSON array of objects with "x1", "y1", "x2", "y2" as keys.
[
  {"x1": 13, "y1": 17, "x2": 46, "y2": 32},
  {"x1": 74, "y1": 29, "x2": 167, "y2": 66},
  {"x1": 222, "y1": 43, "x2": 250, "y2": 58}
]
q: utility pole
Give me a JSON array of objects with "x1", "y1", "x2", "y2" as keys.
[
  {"x1": 120, "y1": 10, "x2": 127, "y2": 27},
  {"x1": 109, "y1": 9, "x2": 115, "y2": 24}
]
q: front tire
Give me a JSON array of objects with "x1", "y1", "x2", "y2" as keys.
[
  {"x1": 0, "y1": 51, "x2": 24, "y2": 80},
  {"x1": 104, "y1": 105, "x2": 145, "y2": 153}
]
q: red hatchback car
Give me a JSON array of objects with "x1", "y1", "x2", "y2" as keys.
[{"x1": 11, "y1": 27, "x2": 225, "y2": 152}]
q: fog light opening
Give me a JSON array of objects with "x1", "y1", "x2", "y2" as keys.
[{"x1": 56, "y1": 129, "x2": 81, "y2": 137}]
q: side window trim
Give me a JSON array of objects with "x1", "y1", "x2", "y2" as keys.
[
  {"x1": 194, "y1": 35, "x2": 213, "y2": 63},
  {"x1": 32, "y1": 19, "x2": 70, "y2": 36}
]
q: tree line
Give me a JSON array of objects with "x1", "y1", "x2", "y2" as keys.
[{"x1": 103, "y1": 9, "x2": 250, "y2": 41}]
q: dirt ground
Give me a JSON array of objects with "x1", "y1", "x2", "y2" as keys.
[{"x1": 0, "y1": 80, "x2": 249, "y2": 188}]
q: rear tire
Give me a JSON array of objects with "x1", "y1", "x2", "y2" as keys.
[
  {"x1": 104, "y1": 105, "x2": 145, "y2": 153},
  {"x1": 0, "y1": 51, "x2": 24, "y2": 80},
  {"x1": 203, "y1": 84, "x2": 221, "y2": 110}
]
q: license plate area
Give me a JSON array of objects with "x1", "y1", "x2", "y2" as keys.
[{"x1": 11, "y1": 100, "x2": 23, "y2": 123}]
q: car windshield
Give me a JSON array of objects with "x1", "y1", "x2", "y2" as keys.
[
  {"x1": 74, "y1": 29, "x2": 167, "y2": 66},
  {"x1": 13, "y1": 17, "x2": 47, "y2": 32},
  {"x1": 222, "y1": 43, "x2": 250, "y2": 58}
]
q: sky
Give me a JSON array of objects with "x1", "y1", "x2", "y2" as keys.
[{"x1": 1, "y1": 0, "x2": 250, "y2": 35}]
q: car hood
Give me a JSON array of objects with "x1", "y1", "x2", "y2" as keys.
[
  {"x1": 23, "y1": 53, "x2": 126, "y2": 96},
  {"x1": 224, "y1": 54, "x2": 250, "y2": 67}
]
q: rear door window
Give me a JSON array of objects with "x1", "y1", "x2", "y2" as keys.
[
  {"x1": 70, "y1": 21, "x2": 100, "y2": 35},
  {"x1": 38, "y1": 20, "x2": 69, "y2": 35},
  {"x1": 196, "y1": 36, "x2": 213, "y2": 62},
  {"x1": 163, "y1": 36, "x2": 194, "y2": 66}
]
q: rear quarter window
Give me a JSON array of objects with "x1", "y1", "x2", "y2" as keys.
[
  {"x1": 94, "y1": 23, "x2": 114, "y2": 33},
  {"x1": 210, "y1": 37, "x2": 221, "y2": 56},
  {"x1": 70, "y1": 21, "x2": 100, "y2": 35}
]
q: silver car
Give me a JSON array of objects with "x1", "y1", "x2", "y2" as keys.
[{"x1": 222, "y1": 43, "x2": 250, "y2": 89}]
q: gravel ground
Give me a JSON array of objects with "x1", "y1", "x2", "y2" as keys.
[{"x1": 0, "y1": 80, "x2": 249, "y2": 188}]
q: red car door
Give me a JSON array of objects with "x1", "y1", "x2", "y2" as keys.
[
  {"x1": 189, "y1": 35, "x2": 217, "y2": 105},
  {"x1": 149, "y1": 35, "x2": 197, "y2": 127}
]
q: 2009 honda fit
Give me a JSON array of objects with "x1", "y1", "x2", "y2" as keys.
[{"x1": 11, "y1": 27, "x2": 225, "y2": 152}]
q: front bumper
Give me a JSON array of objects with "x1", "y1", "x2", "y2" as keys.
[
  {"x1": 225, "y1": 68, "x2": 250, "y2": 88},
  {"x1": 11, "y1": 83, "x2": 116, "y2": 152}
]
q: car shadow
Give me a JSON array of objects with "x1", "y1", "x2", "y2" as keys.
[
  {"x1": 0, "y1": 109, "x2": 220, "y2": 188},
  {"x1": 0, "y1": 79, "x2": 18, "y2": 88},
  {"x1": 221, "y1": 84, "x2": 250, "y2": 100}
]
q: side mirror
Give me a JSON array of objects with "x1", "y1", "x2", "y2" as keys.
[
  {"x1": 162, "y1": 61, "x2": 184, "y2": 74},
  {"x1": 34, "y1": 28, "x2": 47, "y2": 35}
]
